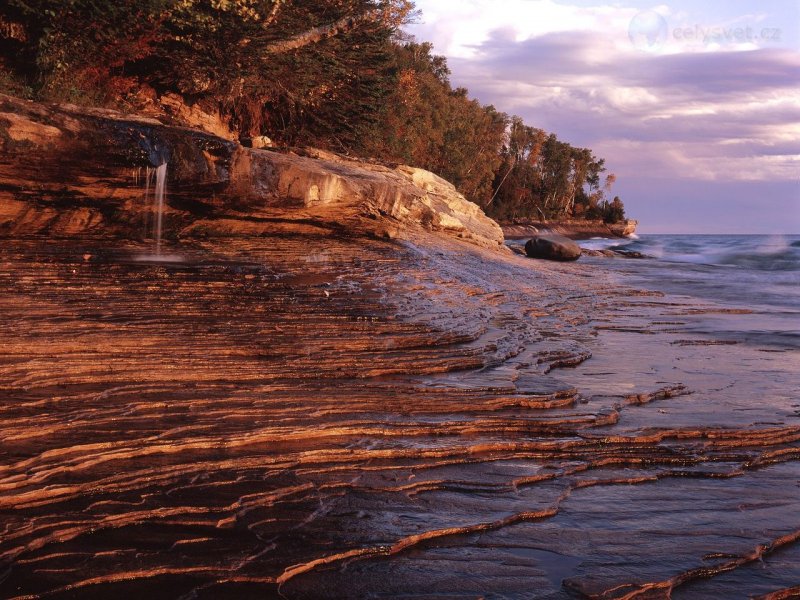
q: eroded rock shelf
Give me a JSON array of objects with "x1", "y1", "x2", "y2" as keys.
[{"x1": 0, "y1": 232, "x2": 798, "y2": 599}]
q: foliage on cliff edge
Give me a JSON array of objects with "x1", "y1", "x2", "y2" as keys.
[{"x1": 0, "y1": 0, "x2": 626, "y2": 222}]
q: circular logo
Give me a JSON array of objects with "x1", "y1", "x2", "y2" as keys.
[{"x1": 628, "y1": 11, "x2": 668, "y2": 52}]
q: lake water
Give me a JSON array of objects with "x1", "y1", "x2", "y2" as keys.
[{"x1": 581, "y1": 234, "x2": 800, "y2": 349}]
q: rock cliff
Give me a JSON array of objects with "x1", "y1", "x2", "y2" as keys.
[
  {"x1": 503, "y1": 219, "x2": 638, "y2": 240},
  {"x1": 0, "y1": 94, "x2": 504, "y2": 250}
]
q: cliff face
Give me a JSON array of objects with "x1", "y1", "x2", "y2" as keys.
[{"x1": 0, "y1": 94, "x2": 504, "y2": 250}]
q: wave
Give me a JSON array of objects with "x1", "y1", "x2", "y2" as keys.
[
  {"x1": 580, "y1": 237, "x2": 640, "y2": 252},
  {"x1": 615, "y1": 235, "x2": 800, "y2": 272},
  {"x1": 579, "y1": 234, "x2": 800, "y2": 315}
]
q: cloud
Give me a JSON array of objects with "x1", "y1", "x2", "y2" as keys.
[
  {"x1": 408, "y1": 1, "x2": 800, "y2": 232},
  {"x1": 435, "y1": 29, "x2": 800, "y2": 179}
]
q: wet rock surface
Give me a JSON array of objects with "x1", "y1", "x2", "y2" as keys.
[
  {"x1": 0, "y1": 231, "x2": 797, "y2": 599},
  {"x1": 581, "y1": 248, "x2": 648, "y2": 259},
  {"x1": 0, "y1": 94, "x2": 798, "y2": 600},
  {"x1": 0, "y1": 94, "x2": 504, "y2": 250}
]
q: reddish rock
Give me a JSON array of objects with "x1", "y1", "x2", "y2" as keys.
[{"x1": 0, "y1": 94, "x2": 504, "y2": 250}]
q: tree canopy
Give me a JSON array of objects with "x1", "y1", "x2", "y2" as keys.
[{"x1": 0, "y1": 0, "x2": 626, "y2": 223}]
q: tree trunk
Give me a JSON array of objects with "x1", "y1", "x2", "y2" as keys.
[{"x1": 264, "y1": 12, "x2": 379, "y2": 54}]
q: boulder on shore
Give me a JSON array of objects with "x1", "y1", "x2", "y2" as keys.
[{"x1": 525, "y1": 234, "x2": 582, "y2": 262}]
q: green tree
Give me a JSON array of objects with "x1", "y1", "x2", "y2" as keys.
[
  {"x1": 602, "y1": 195, "x2": 626, "y2": 223},
  {"x1": 1, "y1": 0, "x2": 414, "y2": 144},
  {"x1": 487, "y1": 117, "x2": 546, "y2": 221},
  {"x1": 367, "y1": 42, "x2": 507, "y2": 205}
]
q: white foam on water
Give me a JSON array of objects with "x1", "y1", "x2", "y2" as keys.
[{"x1": 580, "y1": 237, "x2": 630, "y2": 251}]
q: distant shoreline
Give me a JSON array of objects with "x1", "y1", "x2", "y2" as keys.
[{"x1": 502, "y1": 219, "x2": 639, "y2": 240}]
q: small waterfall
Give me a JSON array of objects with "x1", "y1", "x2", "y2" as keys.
[
  {"x1": 141, "y1": 163, "x2": 168, "y2": 254},
  {"x1": 144, "y1": 167, "x2": 154, "y2": 238},
  {"x1": 153, "y1": 163, "x2": 167, "y2": 254}
]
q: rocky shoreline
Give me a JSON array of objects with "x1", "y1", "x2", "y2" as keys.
[
  {"x1": 0, "y1": 94, "x2": 639, "y2": 253},
  {"x1": 1, "y1": 96, "x2": 798, "y2": 599},
  {"x1": 1, "y1": 232, "x2": 798, "y2": 598},
  {"x1": 502, "y1": 219, "x2": 639, "y2": 240}
]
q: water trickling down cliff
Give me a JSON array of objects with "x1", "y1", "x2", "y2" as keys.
[{"x1": 0, "y1": 94, "x2": 504, "y2": 251}]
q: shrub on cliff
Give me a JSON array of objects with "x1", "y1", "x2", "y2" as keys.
[
  {"x1": 0, "y1": 0, "x2": 412, "y2": 142},
  {"x1": 602, "y1": 196, "x2": 627, "y2": 223}
]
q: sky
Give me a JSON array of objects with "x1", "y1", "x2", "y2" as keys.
[{"x1": 407, "y1": 0, "x2": 800, "y2": 233}]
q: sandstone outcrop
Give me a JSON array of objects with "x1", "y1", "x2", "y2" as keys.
[
  {"x1": 156, "y1": 92, "x2": 236, "y2": 140},
  {"x1": 1, "y1": 223, "x2": 794, "y2": 599},
  {"x1": 504, "y1": 219, "x2": 638, "y2": 240},
  {"x1": 525, "y1": 234, "x2": 582, "y2": 262},
  {"x1": 610, "y1": 219, "x2": 639, "y2": 237},
  {"x1": 0, "y1": 94, "x2": 504, "y2": 250}
]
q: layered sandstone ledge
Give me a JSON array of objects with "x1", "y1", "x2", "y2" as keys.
[
  {"x1": 503, "y1": 219, "x2": 639, "y2": 240},
  {"x1": 0, "y1": 94, "x2": 504, "y2": 250},
  {"x1": 1, "y1": 230, "x2": 797, "y2": 599}
]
